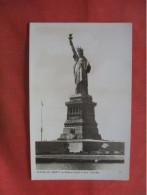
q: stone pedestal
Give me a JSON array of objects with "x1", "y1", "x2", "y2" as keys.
[{"x1": 59, "y1": 94, "x2": 102, "y2": 140}]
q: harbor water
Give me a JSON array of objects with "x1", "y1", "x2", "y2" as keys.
[{"x1": 36, "y1": 162, "x2": 124, "y2": 170}]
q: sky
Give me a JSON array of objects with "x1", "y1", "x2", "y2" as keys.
[{"x1": 30, "y1": 23, "x2": 132, "y2": 143}]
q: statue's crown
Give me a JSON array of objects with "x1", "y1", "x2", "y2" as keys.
[{"x1": 77, "y1": 47, "x2": 84, "y2": 53}]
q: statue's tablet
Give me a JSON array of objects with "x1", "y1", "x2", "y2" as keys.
[{"x1": 29, "y1": 23, "x2": 132, "y2": 180}]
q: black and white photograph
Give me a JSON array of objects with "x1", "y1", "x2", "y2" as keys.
[{"x1": 29, "y1": 23, "x2": 132, "y2": 180}]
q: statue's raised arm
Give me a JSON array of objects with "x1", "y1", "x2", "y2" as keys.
[{"x1": 68, "y1": 34, "x2": 78, "y2": 61}]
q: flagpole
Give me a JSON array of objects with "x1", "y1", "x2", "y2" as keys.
[{"x1": 41, "y1": 101, "x2": 43, "y2": 141}]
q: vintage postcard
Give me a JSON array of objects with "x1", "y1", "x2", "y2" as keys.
[{"x1": 29, "y1": 23, "x2": 132, "y2": 180}]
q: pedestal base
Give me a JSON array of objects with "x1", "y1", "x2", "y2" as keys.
[
  {"x1": 36, "y1": 140, "x2": 124, "y2": 155},
  {"x1": 59, "y1": 94, "x2": 102, "y2": 140}
]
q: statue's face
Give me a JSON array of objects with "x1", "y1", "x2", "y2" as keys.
[{"x1": 77, "y1": 50, "x2": 83, "y2": 57}]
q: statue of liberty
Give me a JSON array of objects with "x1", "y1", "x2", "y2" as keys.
[{"x1": 68, "y1": 34, "x2": 91, "y2": 95}]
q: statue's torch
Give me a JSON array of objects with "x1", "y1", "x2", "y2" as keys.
[{"x1": 68, "y1": 33, "x2": 73, "y2": 40}]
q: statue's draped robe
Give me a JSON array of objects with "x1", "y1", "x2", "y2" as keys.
[{"x1": 73, "y1": 53, "x2": 89, "y2": 95}]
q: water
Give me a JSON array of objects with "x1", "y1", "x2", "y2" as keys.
[{"x1": 36, "y1": 163, "x2": 124, "y2": 170}]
